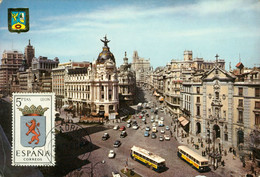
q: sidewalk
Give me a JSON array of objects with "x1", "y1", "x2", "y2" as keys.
[{"x1": 173, "y1": 125, "x2": 258, "y2": 177}]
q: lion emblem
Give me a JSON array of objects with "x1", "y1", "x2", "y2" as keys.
[{"x1": 26, "y1": 119, "x2": 40, "y2": 144}]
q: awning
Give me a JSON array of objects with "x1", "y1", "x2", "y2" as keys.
[
  {"x1": 181, "y1": 119, "x2": 189, "y2": 126},
  {"x1": 178, "y1": 116, "x2": 185, "y2": 122},
  {"x1": 159, "y1": 97, "x2": 164, "y2": 101}
]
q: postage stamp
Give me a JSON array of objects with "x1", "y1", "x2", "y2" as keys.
[{"x1": 12, "y1": 93, "x2": 55, "y2": 166}]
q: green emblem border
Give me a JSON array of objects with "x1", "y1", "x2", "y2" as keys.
[{"x1": 8, "y1": 8, "x2": 29, "y2": 33}]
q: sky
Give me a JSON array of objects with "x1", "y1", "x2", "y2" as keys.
[{"x1": 0, "y1": 0, "x2": 259, "y2": 69}]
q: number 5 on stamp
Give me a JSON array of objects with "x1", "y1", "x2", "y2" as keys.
[{"x1": 12, "y1": 93, "x2": 55, "y2": 166}]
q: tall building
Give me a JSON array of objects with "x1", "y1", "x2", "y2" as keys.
[
  {"x1": 24, "y1": 39, "x2": 35, "y2": 67},
  {"x1": 118, "y1": 52, "x2": 136, "y2": 106},
  {"x1": 0, "y1": 50, "x2": 23, "y2": 95},
  {"x1": 30, "y1": 56, "x2": 59, "y2": 92},
  {"x1": 131, "y1": 51, "x2": 152, "y2": 86}
]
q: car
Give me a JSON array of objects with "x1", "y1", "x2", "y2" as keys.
[
  {"x1": 142, "y1": 118, "x2": 146, "y2": 122},
  {"x1": 144, "y1": 131, "x2": 149, "y2": 137},
  {"x1": 158, "y1": 121, "x2": 164, "y2": 127},
  {"x1": 132, "y1": 125, "x2": 139, "y2": 130},
  {"x1": 145, "y1": 126, "x2": 150, "y2": 131},
  {"x1": 127, "y1": 119, "x2": 132, "y2": 124},
  {"x1": 155, "y1": 118, "x2": 159, "y2": 123},
  {"x1": 152, "y1": 127, "x2": 157, "y2": 133},
  {"x1": 146, "y1": 113, "x2": 149, "y2": 117},
  {"x1": 151, "y1": 133, "x2": 157, "y2": 139},
  {"x1": 102, "y1": 133, "x2": 110, "y2": 140},
  {"x1": 120, "y1": 131, "x2": 127, "y2": 138},
  {"x1": 160, "y1": 129, "x2": 165, "y2": 134},
  {"x1": 151, "y1": 119, "x2": 154, "y2": 123},
  {"x1": 165, "y1": 126, "x2": 170, "y2": 131},
  {"x1": 113, "y1": 125, "x2": 119, "y2": 130},
  {"x1": 112, "y1": 172, "x2": 121, "y2": 177},
  {"x1": 113, "y1": 140, "x2": 121, "y2": 148},
  {"x1": 159, "y1": 136, "x2": 164, "y2": 141},
  {"x1": 119, "y1": 126, "x2": 125, "y2": 131},
  {"x1": 164, "y1": 135, "x2": 171, "y2": 141},
  {"x1": 152, "y1": 123, "x2": 156, "y2": 127},
  {"x1": 108, "y1": 150, "x2": 115, "y2": 158},
  {"x1": 160, "y1": 117, "x2": 164, "y2": 121},
  {"x1": 126, "y1": 123, "x2": 131, "y2": 128}
]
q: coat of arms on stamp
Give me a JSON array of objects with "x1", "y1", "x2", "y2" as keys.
[
  {"x1": 8, "y1": 8, "x2": 29, "y2": 33},
  {"x1": 12, "y1": 93, "x2": 55, "y2": 166}
]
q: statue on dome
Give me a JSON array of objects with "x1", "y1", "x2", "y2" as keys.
[{"x1": 100, "y1": 35, "x2": 110, "y2": 47}]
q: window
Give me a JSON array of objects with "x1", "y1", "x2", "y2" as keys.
[
  {"x1": 216, "y1": 92, "x2": 219, "y2": 99},
  {"x1": 196, "y1": 87, "x2": 200, "y2": 94},
  {"x1": 224, "y1": 133, "x2": 228, "y2": 141},
  {"x1": 255, "y1": 101, "x2": 260, "y2": 109},
  {"x1": 238, "y1": 99, "x2": 243, "y2": 107},
  {"x1": 238, "y1": 88, "x2": 243, "y2": 96},
  {"x1": 238, "y1": 111, "x2": 243, "y2": 123},
  {"x1": 101, "y1": 86, "x2": 104, "y2": 91},
  {"x1": 255, "y1": 114, "x2": 260, "y2": 125},
  {"x1": 256, "y1": 88, "x2": 260, "y2": 98},
  {"x1": 197, "y1": 97, "x2": 200, "y2": 103},
  {"x1": 197, "y1": 106, "x2": 200, "y2": 116},
  {"x1": 109, "y1": 94, "x2": 112, "y2": 100},
  {"x1": 101, "y1": 94, "x2": 104, "y2": 99}
]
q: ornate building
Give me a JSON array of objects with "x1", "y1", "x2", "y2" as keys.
[
  {"x1": 118, "y1": 52, "x2": 136, "y2": 106},
  {"x1": 24, "y1": 39, "x2": 35, "y2": 67},
  {"x1": 64, "y1": 36, "x2": 119, "y2": 118}
]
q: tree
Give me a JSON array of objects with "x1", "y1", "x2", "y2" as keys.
[{"x1": 249, "y1": 128, "x2": 260, "y2": 166}]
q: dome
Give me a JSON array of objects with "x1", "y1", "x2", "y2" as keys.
[{"x1": 97, "y1": 36, "x2": 115, "y2": 64}]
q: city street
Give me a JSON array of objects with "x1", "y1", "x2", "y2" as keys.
[{"x1": 65, "y1": 88, "x2": 222, "y2": 177}]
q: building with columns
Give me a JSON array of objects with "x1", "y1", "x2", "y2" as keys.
[{"x1": 63, "y1": 36, "x2": 119, "y2": 117}]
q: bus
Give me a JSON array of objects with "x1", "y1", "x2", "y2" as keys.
[
  {"x1": 177, "y1": 146, "x2": 210, "y2": 172},
  {"x1": 130, "y1": 146, "x2": 166, "y2": 172}
]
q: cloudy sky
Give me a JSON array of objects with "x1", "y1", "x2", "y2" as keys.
[{"x1": 0, "y1": 0, "x2": 259, "y2": 69}]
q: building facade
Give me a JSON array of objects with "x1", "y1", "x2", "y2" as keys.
[
  {"x1": 131, "y1": 51, "x2": 152, "y2": 86},
  {"x1": 0, "y1": 50, "x2": 23, "y2": 95},
  {"x1": 63, "y1": 36, "x2": 119, "y2": 117},
  {"x1": 118, "y1": 52, "x2": 136, "y2": 106}
]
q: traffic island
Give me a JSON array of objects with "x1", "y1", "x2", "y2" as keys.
[{"x1": 120, "y1": 169, "x2": 142, "y2": 177}]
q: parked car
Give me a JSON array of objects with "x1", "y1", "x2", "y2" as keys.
[
  {"x1": 119, "y1": 126, "x2": 125, "y2": 131},
  {"x1": 113, "y1": 140, "x2": 121, "y2": 148},
  {"x1": 126, "y1": 123, "x2": 131, "y2": 128},
  {"x1": 112, "y1": 172, "x2": 121, "y2": 177},
  {"x1": 120, "y1": 131, "x2": 127, "y2": 138},
  {"x1": 165, "y1": 126, "x2": 170, "y2": 131},
  {"x1": 160, "y1": 129, "x2": 165, "y2": 134},
  {"x1": 151, "y1": 119, "x2": 155, "y2": 123},
  {"x1": 113, "y1": 125, "x2": 119, "y2": 130},
  {"x1": 158, "y1": 121, "x2": 164, "y2": 127},
  {"x1": 142, "y1": 118, "x2": 146, "y2": 122},
  {"x1": 159, "y1": 136, "x2": 164, "y2": 141},
  {"x1": 132, "y1": 125, "x2": 139, "y2": 130},
  {"x1": 127, "y1": 119, "x2": 132, "y2": 124},
  {"x1": 145, "y1": 126, "x2": 150, "y2": 131},
  {"x1": 151, "y1": 133, "x2": 157, "y2": 139},
  {"x1": 152, "y1": 127, "x2": 157, "y2": 133},
  {"x1": 160, "y1": 117, "x2": 164, "y2": 121},
  {"x1": 102, "y1": 133, "x2": 110, "y2": 141},
  {"x1": 164, "y1": 135, "x2": 171, "y2": 141},
  {"x1": 144, "y1": 131, "x2": 149, "y2": 137},
  {"x1": 146, "y1": 113, "x2": 149, "y2": 117},
  {"x1": 152, "y1": 123, "x2": 156, "y2": 127},
  {"x1": 108, "y1": 150, "x2": 115, "y2": 158},
  {"x1": 132, "y1": 120, "x2": 137, "y2": 125}
]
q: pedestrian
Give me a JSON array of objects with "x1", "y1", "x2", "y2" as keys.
[
  {"x1": 249, "y1": 153, "x2": 252, "y2": 160},
  {"x1": 242, "y1": 160, "x2": 246, "y2": 168},
  {"x1": 221, "y1": 160, "x2": 225, "y2": 166},
  {"x1": 229, "y1": 147, "x2": 232, "y2": 153},
  {"x1": 224, "y1": 149, "x2": 227, "y2": 156},
  {"x1": 251, "y1": 165, "x2": 254, "y2": 173}
]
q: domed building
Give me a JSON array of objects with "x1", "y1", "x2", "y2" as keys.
[{"x1": 92, "y1": 36, "x2": 119, "y2": 117}]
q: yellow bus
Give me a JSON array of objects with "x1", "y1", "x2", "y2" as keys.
[
  {"x1": 177, "y1": 146, "x2": 210, "y2": 172},
  {"x1": 130, "y1": 146, "x2": 166, "y2": 172}
]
